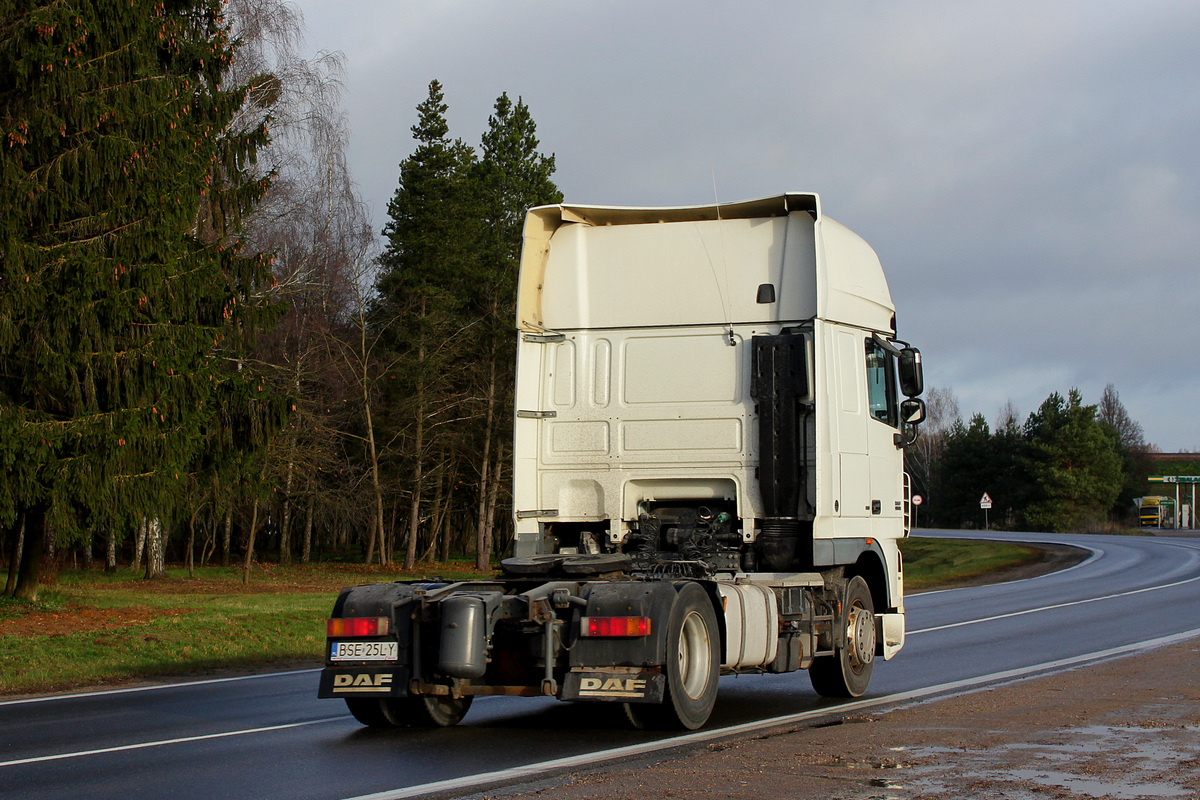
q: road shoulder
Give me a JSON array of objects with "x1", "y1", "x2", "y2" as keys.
[{"x1": 489, "y1": 637, "x2": 1200, "y2": 800}]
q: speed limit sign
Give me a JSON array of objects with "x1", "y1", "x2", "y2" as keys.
[{"x1": 912, "y1": 494, "x2": 923, "y2": 506}]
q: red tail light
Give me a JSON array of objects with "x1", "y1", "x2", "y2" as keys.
[
  {"x1": 581, "y1": 616, "x2": 651, "y2": 637},
  {"x1": 327, "y1": 616, "x2": 389, "y2": 637}
]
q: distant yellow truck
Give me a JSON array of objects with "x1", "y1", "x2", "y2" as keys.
[{"x1": 1138, "y1": 496, "x2": 1172, "y2": 527}]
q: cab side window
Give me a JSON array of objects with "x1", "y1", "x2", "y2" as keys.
[{"x1": 865, "y1": 339, "x2": 898, "y2": 428}]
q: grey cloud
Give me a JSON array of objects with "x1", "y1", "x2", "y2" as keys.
[{"x1": 293, "y1": 0, "x2": 1200, "y2": 448}]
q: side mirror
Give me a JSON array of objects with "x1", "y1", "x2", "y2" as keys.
[
  {"x1": 896, "y1": 397, "x2": 926, "y2": 447},
  {"x1": 901, "y1": 397, "x2": 926, "y2": 425},
  {"x1": 898, "y1": 347, "x2": 923, "y2": 398}
]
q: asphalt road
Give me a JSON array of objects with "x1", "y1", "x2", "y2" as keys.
[{"x1": 3, "y1": 530, "x2": 1199, "y2": 800}]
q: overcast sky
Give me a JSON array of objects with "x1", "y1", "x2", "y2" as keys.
[{"x1": 289, "y1": 0, "x2": 1200, "y2": 451}]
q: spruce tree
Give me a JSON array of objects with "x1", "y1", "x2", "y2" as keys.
[{"x1": 0, "y1": 1, "x2": 282, "y2": 598}]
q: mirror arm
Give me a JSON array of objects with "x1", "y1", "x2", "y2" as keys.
[
  {"x1": 895, "y1": 424, "x2": 920, "y2": 448},
  {"x1": 872, "y1": 332, "x2": 902, "y2": 357}
]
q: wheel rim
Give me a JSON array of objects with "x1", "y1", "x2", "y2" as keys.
[
  {"x1": 845, "y1": 602, "x2": 875, "y2": 673},
  {"x1": 677, "y1": 609, "x2": 712, "y2": 700}
]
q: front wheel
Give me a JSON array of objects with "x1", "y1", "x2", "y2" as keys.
[
  {"x1": 625, "y1": 583, "x2": 720, "y2": 730},
  {"x1": 810, "y1": 575, "x2": 875, "y2": 698}
]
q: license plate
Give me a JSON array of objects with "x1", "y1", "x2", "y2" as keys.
[{"x1": 330, "y1": 641, "x2": 398, "y2": 661}]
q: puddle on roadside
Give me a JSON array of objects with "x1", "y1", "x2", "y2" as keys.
[
  {"x1": 905, "y1": 722, "x2": 1200, "y2": 800},
  {"x1": 1004, "y1": 769, "x2": 1193, "y2": 799}
]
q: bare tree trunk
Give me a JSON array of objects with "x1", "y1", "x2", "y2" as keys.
[
  {"x1": 144, "y1": 518, "x2": 166, "y2": 579},
  {"x1": 13, "y1": 505, "x2": 47, "y2": 602},
  {"x1": 243, "y1": 498, "x2": 262, "y2": 586},
  {"x1": 437, "y1": 461, "x2": 456, "y2": 563},
  {"x1": 405, "y1": 403, "x2": 425, "y2": 570},
  {"x1": 437, "y1": 505, "x2": 452, "y2": 563},
  {"x1": 132, "y1": 518, "x2": 147, "y2": 573},
  {"x1": 379, "y1": 504, "x2": 389, "y2": 566},
  {"x1": 483, "y1": 444, "x2": 505, "y2": 567},
  {"x1": 5, "y1": 512, "x2": 24, "y2": 596},
  {"x1": 280, "y1": 437, "x2": 296, "y2": 566},
  {"x1": 200, "y1": 515, "x2": 217, "y2": 567},
  {"x1": 421, "y1": 461, "x2": 446, "y2": 563},
  {"x1": 475, "y1": 346, "x2": 498, "y2": 570},
  {"x1": 363, "y1": 376, "x2": 385, "y2": 566},
  {"x1": 406, "y1": 464, "x2": 423, "y2": 570},
  {"x1": 187, "y1": 507, "x2": 199, "y2": 578},
  {"x1": 301, "y1": 500, "x2": 313, "y2": 564},
  {"x1": 279, "y1": 498, "x2": 292, "y2": 565},
  {"x1": 221, "y1": 507, "x2": 233, "y2": 567},
  {"x1": 105, "y1": 527, "x2": 116, "y2": 572}
]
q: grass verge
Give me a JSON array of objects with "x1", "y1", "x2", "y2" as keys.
[
  {"x1": 900, "y1": 536, "x2": 1044, "y2": 591},
  {"x1": 1, "y1": 539, "x2": 1046, "y2": 696},
  {"x1": 0, "y1": 561, "x2": 490, "y2": 697}
]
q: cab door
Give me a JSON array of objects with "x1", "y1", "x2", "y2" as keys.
[{"x1": 865, "y1": 338, "x2": 904, "y2": 538}]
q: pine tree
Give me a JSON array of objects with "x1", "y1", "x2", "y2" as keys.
[
  {"x1": 1022, "y1": 390, "x2": 1123, "y2": 532},
  {"x1": 375, "y1": 80, "x2": 478, "y2": 568},
  {"x1": 469, "y1": 92, "x2": 561, "y2": 568},
  {"x1": 0, "y1": 1, "x2": 282, "y2": 598}
]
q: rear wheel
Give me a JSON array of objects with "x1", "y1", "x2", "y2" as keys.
[
  {"x1": 810, "y1": 575, "x2": 875, "y2": 698},
  {"x1": 344, "y1": 694, "x2": 473, "y2": 728},
  {"x1": 345, "y1": 698, "x2": 399, "y2": 727},
  {"x1": 404, "y1": 694, "x2": 473, "y2": 727},
  {"x1": 625, "y1": 583, "x2": 720, "y2": 730}
]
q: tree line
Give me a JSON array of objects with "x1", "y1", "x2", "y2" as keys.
[
  {"x1": 3, "y1": 2, "x2": 1149, "y2": 601},
  {"x1": 1, "y1": 1, "x2": 561, "y2": 599},
  {"x1": 907, "y1": 383, "x2": 1155, "y2": 532}
]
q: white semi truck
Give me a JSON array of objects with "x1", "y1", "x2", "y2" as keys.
[{"x1": 319, "y1": 192, "x2": 925, "y2": 730}]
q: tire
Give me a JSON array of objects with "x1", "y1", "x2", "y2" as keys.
[
  {"x1": 810, "y1": 575, "x2": 875, "y2": 698},
  {"x1": 344, "y1": 694, "x2": 473, "y2": 728},
  {"x1": 403, "y1": 694, "x2": 473, "y2": 727},
  {"x1": 345, "y1": 698, "x2": 399, "y2": 727},
  {"x1": 625, "y1": 583, "x2": 720, "y2": 730}
]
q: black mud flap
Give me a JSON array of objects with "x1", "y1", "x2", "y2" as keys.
[
  {"x1": 318, "y1": 666, "x2": 410, "y2": 698},
  {"x1": 562, "y1": 670, "x2": 665, "y2": 704}
]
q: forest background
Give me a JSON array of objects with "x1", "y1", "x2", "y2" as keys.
[{"x1": 0, "y1": 1, "x2": 1179, "y2": 602}]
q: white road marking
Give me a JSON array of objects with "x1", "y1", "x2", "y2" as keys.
[
  {"x1": 910, "y1": 572, "x2": 1200, "y2": 635},
  {"x1": 8, "y1": 537, "x2": 1200, "y2": 784},
  {"x1": 341, "y1": 627, "x2": 1200, "y2": 800},
  {"x1": 0, "y1": 717, "x2": 343, "y2": 769},
  {"x1": 0, "y1": 668, "x2": 321, "y2": 708}
]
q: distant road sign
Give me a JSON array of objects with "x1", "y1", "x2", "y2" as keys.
[
  {"x1": 980, "y1": 492, "x2": 993, "y2": 509},
  {"x1": 912, "y1": 494, "x2": 923, "y2": 506}
]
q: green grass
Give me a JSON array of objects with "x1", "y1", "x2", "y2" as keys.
[
  {"x1": 0, "y1": 590, "x2": 331, "y2": 694},
  {"x1": 0, "y1": 560, "x2": 494, "y2": 696},
  {"x1": 900, "y1": 536, "x2": 1043, "y2": 591},
  {"x1": 1, "y1": 539, "x2": 1045, "y2": 696}
]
